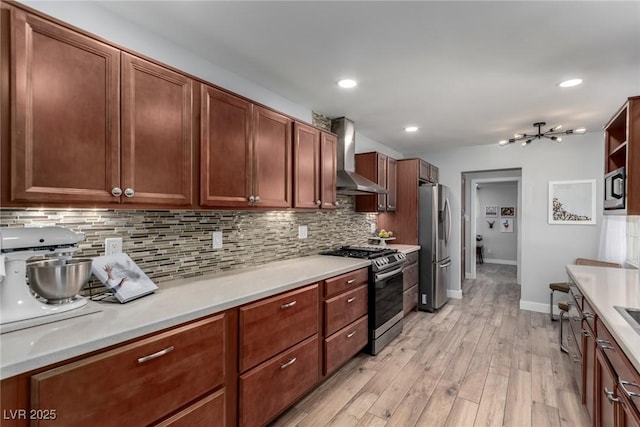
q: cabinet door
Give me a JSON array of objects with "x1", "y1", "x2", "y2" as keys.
[
  {"x1": 8, "y1": 11, "x2": 120, "y2": 204},
  {"x1": 201, "y1": 85, "x2": 252, "y2": 207},
  {"x1": 121, "y1": 53, "x2": 194, "y2": 206},
  {"x1": 386, "y1": 157, "x2": 397, "y2": 211},
  {"x1": 320, "y1": 131, "x2": 337, "y2": 209},
  {"x1": 252, "y1": 106, "x2": 292, "y2": 208},
  {"x1": 376, "y1": 153, "x2": 388, "y2": 211},
  {"x1": 595, "y1": 347, "x2": 618, "y2": 427},
  {"x1": 583, "y1": 324, "x2": 596, "y2": 421},
  {"x1": 293, "y1": 122, "x2": 319, "y2": 209}
]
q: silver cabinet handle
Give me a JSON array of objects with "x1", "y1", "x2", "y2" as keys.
[
  {"x1": 255, "y1": 195, "x2": 260, "y2": 203},
  {"x1": 572, "y1": 355, "x2": 581, "y2": 364},
  {"x1": 596, "y1": 339, "x2": 611, "y2": 344},
  {"x1": 111, "y1": 187, "x2": 122, "y2": 197},
  {"x1": 316, "y1": 200, "x2": 321, "y2": 205},
  {"x1": 346, "y1": 331, "x2": 356, "y2": 338},
  {"x1": 280, "y1": 300, "x2": 297, "y2": 309},
  {"x1": 387, "y1": 205, "x2": 394, "y2": 209},
  {"x1": 248, "y1": 195, "x2": 255, "y2": 203},
  {"x1": 620, "y1": 381, "x2": 640, "y2": 399},
  {"x1": 583, "y1": 311, "x2": 595, "y2": 319},
  {"x1": 347, "y1": 297, "x2": 356, "y2": 303},
  {"x1": 604, "y1": 388, "x2": 620, "y2": 404},
  {"x1": 346, "y1": 279, "x2": 356, "y2": 284},
  {"x1": 280, "y1": 357, "x2": 296, "y2": 369},
  {"x1": 581, "y1": 329, "x2": 591, "y2": 337},
  {"x1": 124, "y1": 188, "x2": 135, "y2": 198},
  {"x1": 137, "y1": 346, "x2": 174, "y2": 364}
]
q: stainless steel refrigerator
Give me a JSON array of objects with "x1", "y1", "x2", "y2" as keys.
[{"x1": 418, "y1": 183, "x2": 451, "y2": 311}]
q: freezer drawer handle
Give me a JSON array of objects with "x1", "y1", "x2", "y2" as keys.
[
  {"x1": 281, "y1": 301, "x2": 297, "y2": 309},
  {"x1": 137, "y1": 346, "x2": 175, "y2": 364},
  {"x1": 280, "y1": 357, "x2": 297, "y2": 369},
  {"x1": 439, "y1": 260, "x2": 452, "y2": 268}
]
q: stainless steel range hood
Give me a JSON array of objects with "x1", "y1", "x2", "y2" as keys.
[{"x1": 330, "y1": 117, "x2": 387, "y2": 195}]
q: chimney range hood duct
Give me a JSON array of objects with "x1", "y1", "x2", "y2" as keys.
[{"x1": 330, "y1": 117, "x2": 387, "y2": 195}]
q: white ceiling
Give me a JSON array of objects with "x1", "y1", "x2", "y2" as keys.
[{"x1": 96, "y1": 1, "x2": 640, "y2": 154}]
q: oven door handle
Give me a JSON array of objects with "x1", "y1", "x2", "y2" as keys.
[{"x1": 374, "y1": 266, "x2": 404, "y2": 282}]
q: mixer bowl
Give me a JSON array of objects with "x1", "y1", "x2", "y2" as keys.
[{"x1": 27, "y1": 258, "x2": 93, "y2": 303}]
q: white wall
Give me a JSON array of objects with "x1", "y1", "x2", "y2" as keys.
[
  {"x1": 19, "y1": 1, "x2": 311, "y2": 122},
  {"x1": 476, "y1": 182, "x2": 518, "y2": 263},
  {"x1": 415, "y1": 133, "x2": 604, "y2": 313},
  {"x1": 355, "y1": 132, "x2": 404, "y2": 159}
]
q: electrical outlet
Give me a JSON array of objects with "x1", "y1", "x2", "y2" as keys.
[
  {"x1": 105, "y1": 237, "x2": 123, "y2": 255},
  {"x1": 298, "y1": 225, "x2": 308, "y2": 239},
  {"x1": 486, "y1": 248, "x2": 493, "y2": 254},
  {"x1": 212, "y1": 231, "x2": 223, "y2": 249},
  {"x1": 370, "y1": 223, "x2": 377, "y2": 234}
]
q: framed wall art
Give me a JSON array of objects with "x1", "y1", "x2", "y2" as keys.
[
  {"x1": 500, "y1": 206, "x2": 515, "y2": 217},
  {"x1": 548, "y1": 180, "x2": 596, "y2": 225},
  {"x1": 485, "y1": 206, "x2": 498, "y2": 217},
  {"x1": 500, "y1": 218, "x2": 514, "y2": 232}
]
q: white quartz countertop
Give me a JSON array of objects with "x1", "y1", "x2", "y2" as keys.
[
  {"x1": 384, "y1": 244, "x2": 420, "y2": 254},
  {"x1": 0, "y1": 255, "x2": 370, "y2": 379},
  {"x1": 566, "y1": 265, "x2": 640, "y2": 372}
]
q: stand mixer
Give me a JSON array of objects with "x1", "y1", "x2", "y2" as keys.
[{"x1": 0, "y1": 226, "x2": 90, "y2": 326}]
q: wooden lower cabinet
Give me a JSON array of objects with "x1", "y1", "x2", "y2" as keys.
[
  {"x1": 403, "y1": 251, "x2": 419, "y2": 315},
  {"x1": 239, "y1": 335, "x2": 319, "y2": 427},
  {"x1": 324, "y1": 316, "x2": 368, "y2": 375},
  {"x1": 595, "y1": 346, "x2": 618, "y2": 427},
  {"x1": 30, "y1": 313, "x2": 234, "y2": 427},
  {"x1": 154, "y1": 389, "x2": 226, "y2": 427},
  {"x1": 324, "y1": 284, "x2": 367, "y2": 336}
]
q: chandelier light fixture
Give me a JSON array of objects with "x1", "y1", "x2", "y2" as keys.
[{"x1": 499, "y1": 122, "x2": 586, "y2": 147}]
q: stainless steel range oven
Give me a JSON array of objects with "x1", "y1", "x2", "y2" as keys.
[{"x1": 321, "y1": 246, "x2": 406, "y2": 355}]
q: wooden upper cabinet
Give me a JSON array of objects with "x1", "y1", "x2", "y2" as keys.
[
  {"x1": 320, "y1": 131, "x2": 337, "y2": 209},
  {"x1": 6, "y1": 10, "x2": 121, "y2": 204},
  {"x1": 121, "y1": 53, "x2": 194, "y2": 207},
  {"x1": 293, "y1": 122, "x2": 320, "y2": 208},
  {"x1": 293, "y1": 123, "x2": 337, "y2": 210},
  {"x1": 252, "y1": 106, "x2": 292, "y2": 208},
  {"x1": 201, "y1": 86, "x2": 291, "y2": 209},
  {"x1": 354, "y1": 152, "x2": 395, "y2": 212},
  {"x1": 201, "y1": 85, "x2": 253, "y2": 208}
]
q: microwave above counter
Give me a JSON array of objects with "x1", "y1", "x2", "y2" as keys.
[{"x1": 604, "y1": 167, "x2": 626, "y2": 212}]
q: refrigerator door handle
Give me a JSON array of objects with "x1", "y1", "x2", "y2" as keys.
[
  {"x1": 444, "y1": 197, "x2": 452, "y2": 245},
  {"x1": 439, "y1": 260, "x2": 452, "y2": 268}
]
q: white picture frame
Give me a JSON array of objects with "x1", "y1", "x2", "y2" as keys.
[
  {"x1": 485, "y1": 205, "x2": 498, "y2": 217},
  {"x1": 548, "y1": 180, "x2": 596, "y2": 225}
]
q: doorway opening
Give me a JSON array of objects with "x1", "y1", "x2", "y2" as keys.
[{"x1": 461, "y1": 169, "x2": 522, "y2": 284}]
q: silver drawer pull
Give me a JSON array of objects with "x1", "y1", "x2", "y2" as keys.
[
  {"x1": 280, "y1": 300, "x2": 297, "y2": 309},
  {"x1": 347, "y1": 297, "x2": 356, "y2": 303},
  {"x1": 346, "y1": 279, "x2": 356, "y2": 284},
  {"x1": 347, "y1": 331, "x2": 356, "y2": 338},
  {"x1": 280, "y1": 357, "x2": 297, "y2": 369},
  {"x1": 604, "y1": 388, "x2": 620, "y2": 404},
  {"x1": 572, "y1": 355, "x2": 581, "y2": 364},
  {"x1": 583, "y1": 311, "x2": 595, "y2": 319},
  {"x1": 137, "y1": 346, "x2": 174, "y2": 364},
  {"x1": 620, "y1": 381, "x2": 640, "y2": 399}
]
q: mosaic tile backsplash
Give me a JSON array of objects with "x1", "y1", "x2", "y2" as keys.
[{"x1": 1, "y1": 195, "x2": 376, "y2": 290}]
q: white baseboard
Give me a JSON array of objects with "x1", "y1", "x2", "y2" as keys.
[
  {"x1": 519, "y1": 300, "x2": 550, "y2": 314},
  {"x1": 465, "y1": 272, "x2": 475, "y2": 279},
  {"x1": 448, "y1": 289, "x2": 462, "y2": 299},
  {"x1": 483, "y1": 258, "x2": 517, "y2": 266}
]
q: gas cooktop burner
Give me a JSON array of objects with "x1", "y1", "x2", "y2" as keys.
[{"x1": 321, "y1": 246, "x2": 398, "y2": 259}]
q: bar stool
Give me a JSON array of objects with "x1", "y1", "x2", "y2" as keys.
[
  {"x1": 558, "y1": 301, "x2": 569, "y2": 353},
  {"x1": 476, "y1": 244, "x2": 484, "y2": 264}
]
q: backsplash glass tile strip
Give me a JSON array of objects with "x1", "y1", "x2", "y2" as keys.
[{"x1": 0, "y1": 195, "x2": 376, "y2": 288}]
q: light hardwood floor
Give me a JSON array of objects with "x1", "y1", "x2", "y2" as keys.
[{"x1": 270, "y1": 263, "x2": 590, "y2": 427}]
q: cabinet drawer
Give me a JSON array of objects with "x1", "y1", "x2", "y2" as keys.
[
  {"x1": 324, "y1": 316, "x2": 368, "y2": 375},
  {"x1": 155, "y1": 389, "x2": 225, "y2": 427},
  {"x1": 31, "y1": 314, "x2": 227, "y2": 427},
  {"x1": 405, "y1": 251, "x2": 419, "y2": 266},
  {"x1": 403, "y1": 262, "x2": 418, "y2": 291},
  {"x1": 240, "y1": 335, "x2": 319, "y2": 427},
  {"x1": 324, "y1": 284, "x2": 368, "y2": 336},
  {"x1": 324, "y1": 268, "x2": 368, "y2": 298},
  {"x1": 403, "y1": 284, "x2": 418, "y2": 315},
  {"x1": 240, "y1": 284, "x2": 318, "y2": 371}
]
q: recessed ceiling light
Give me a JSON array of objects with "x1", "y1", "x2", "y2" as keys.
[
  {"x1": 558, "y1": 78, "x2": 583, "y2": 88},
  {"x1": 337, "y1": 79, "x2": 357, "y2": 89},
  {"x1": 404, "y1": 126, "x2": 419, "y2": 132}
]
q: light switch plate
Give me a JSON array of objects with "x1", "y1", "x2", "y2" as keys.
[
  {"x1": 212, "y1": 231, "x2": 223, "y2": 249},
  {"x1": 298, "y1": 225, "x2": 308, "y2": 239}
]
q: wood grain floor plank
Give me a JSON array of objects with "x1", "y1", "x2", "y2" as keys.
[
  {"x1": 414, "y1": 378, "x2": 459, "y2": 427},
  {"x1": 444, "y1": 397, "x2": 479, "y2": 427},
  {"x1": 532, "y1": 401, "x2": 562, "y2": 427},
  {"x1": 474, "y1": 371, "x2": 509, "y2": 426},
  {"x1": 503, "y1": 368, "x2": 532, "y2": 427},
  {"x1": 328, "y1": 392, "x2": 379, "y2": 427}
]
